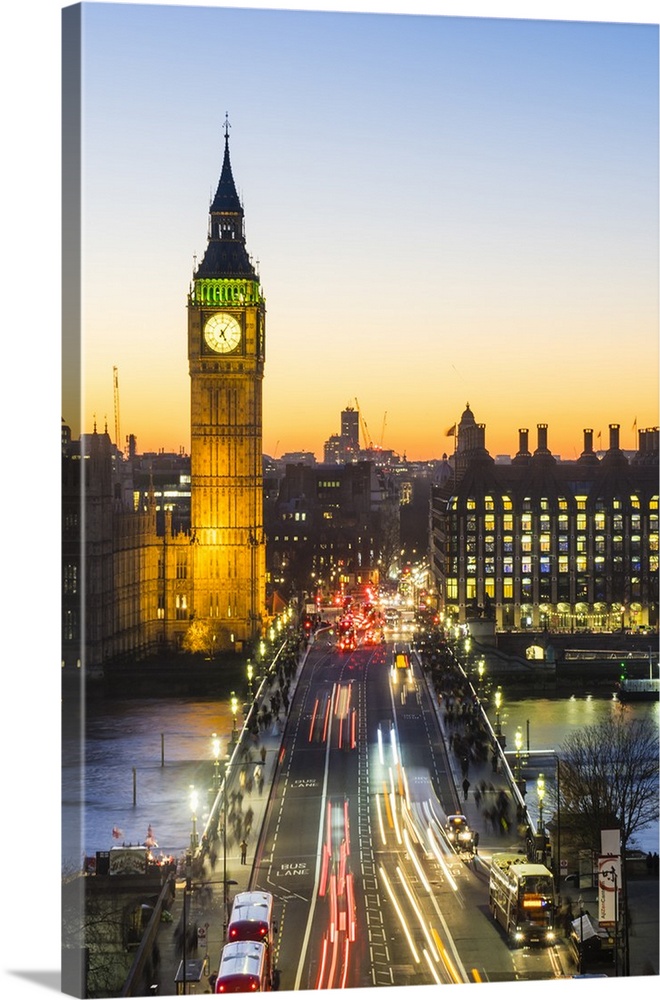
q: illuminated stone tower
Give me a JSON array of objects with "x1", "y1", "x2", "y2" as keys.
[{"x1": 188, "y1": 120, "x2": 266, "y2": 650}]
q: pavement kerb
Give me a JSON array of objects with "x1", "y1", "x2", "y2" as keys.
[{"x1": 149, "y1": 636, "x2": 310, "y2": 996}]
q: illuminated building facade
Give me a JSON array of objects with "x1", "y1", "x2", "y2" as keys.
[
  {"x1": 187, "y1": 123, "x2": 267, "y2": 649},
  {"x1": 265, "y1": 461, "x2": 400, "y2": 601},
  {"x1": 430, "y1": 405, "x2": 659, "y2": 632},
  {"x1": 62, "y1": 128, "x2": 267, "y2": 674}
]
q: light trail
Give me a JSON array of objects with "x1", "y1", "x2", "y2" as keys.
[
  {"x1": 376, "y1": 793, "x2": 387, "y2": 845},
  {"x1": 309, "y1": 698, "x2": 319, "y2": 742},
  {"x1": 378, "y1": 865, "x2": 420, "y2": 964},
  {"x1": 423, "y1": 948, "x2": 443, "y2": 985},
  {"x1": 396, "y1": 865, "x2": 440, "y2": 963},
  {"x1": 389, "y1": 768, "x2": 403, "y2": 844},
  {"x1": 427, "y1": 825, "x2": 459, "y2": 891},
  {"x1": 403, "y1": 828, "x2": 430, "y2": 892}
]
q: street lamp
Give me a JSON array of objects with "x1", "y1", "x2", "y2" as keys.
[
  {"x1": 537, "y1": 772, "x2": 545, "y2": 833},
  {"x1": 246, "y1": 660, "x2": 254, "y2": 699},
  {"x1": 515, "y1": 727, "x2": 523, "y2": 781},
  {"x1": 477, "y1": 658, "x2": 485, "y2": 694},
  {"x1": 189, "y1": 785, "x2": 199, "y2": 851},
  {"x1": 494, "y1": 686, "x2": 503, "y2": 736},
  {"x1": 212, "y1": 733, "x2": 221, "y2": 791},
  {"x1": 222, "y1": 759, "x2": 229, "y2": 937},
  {"x1": 230, "y1": 691, "x2": 238, "y2": 740}
]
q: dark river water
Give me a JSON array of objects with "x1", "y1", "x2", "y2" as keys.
[{"x1": 62, "y1": 692, "x2": 659, "y2": 869}]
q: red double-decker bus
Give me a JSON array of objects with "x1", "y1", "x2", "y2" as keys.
[
  {"x1": 227, "y1": 891, "x2": 274, "y2": 953},
  {"x1": 214, "y1": 940, "x2": 270, "y2": 993}
]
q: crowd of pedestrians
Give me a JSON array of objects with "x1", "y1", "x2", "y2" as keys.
[
  {"x1": 198, "y1": 626, "x2": 307, "y2": 877},
  {"x1": 416, "y1": 626, "x2": 530, "y2": 846}
]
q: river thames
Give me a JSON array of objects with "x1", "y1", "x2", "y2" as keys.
[{"x1": 62, "y1": 690, "x2": 659, "y2": 869}]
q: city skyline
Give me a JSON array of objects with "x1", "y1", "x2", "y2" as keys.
[
  {"x1": 69, "y1": 2, "x2": 658, "y2": 462},
  {"x1": 1, "y1": 2, "x2": 658, "y2": 1000}
]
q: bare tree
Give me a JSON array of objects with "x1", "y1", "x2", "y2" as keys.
[{"x1": 558, "y1": 711, "x2": 659, "y2": 853}]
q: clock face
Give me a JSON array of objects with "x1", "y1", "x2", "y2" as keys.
[{"x1": 204, "y1": 312, "x2": 242, "y2": 354}]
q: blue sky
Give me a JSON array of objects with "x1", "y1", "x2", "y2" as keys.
[{"x1": 68, "y1": 1, "x2": 659, "y2": 461}]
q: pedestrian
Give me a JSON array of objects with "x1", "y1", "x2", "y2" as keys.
[
  {"x1": 240, "y1": 838, "x2": 248, "y2": 864},
  {"x1": 462, "y1": 777, "x2": 470, "y2": 801},
  {"x1": 260, "y1": 745, "x2": 267, "y2": 763}
]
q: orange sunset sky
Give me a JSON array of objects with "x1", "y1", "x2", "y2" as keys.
[{"x1": 68, "y1": 3, "x2": 659, "y2": 462}]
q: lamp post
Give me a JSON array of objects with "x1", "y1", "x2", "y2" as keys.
[
  {"x1": 212, "y1": 733, "x2": 221, "y2": 792},
  {"x1": 494, "y1": 686, "x2": 503, "y2": 736},
  {"x1": 223, "y1": 758, "x2": 229, "y2": 938},
  {"x1": 578, "y1": 895, "x2": 584, "y2": 974},
  {"x1": 477, "y1": 658, "x2": 485, "y2": 696},
  {"x1": 230, "y1": 691, "x2": 238, "y2": 741},
  {"x1": 537, "y1": 772, "x2": 545, "y2": 834},
  {"x1": 247, "y1": 660, "x2": 254, "y2": 699},
  {"x1": 189, "y1": 785, "x2": 199, "y2": 851},
  {"x1": 515, "y1": 727, "x2": 523, "y2": 781}
]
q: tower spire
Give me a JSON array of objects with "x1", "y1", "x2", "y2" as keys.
[{"x1": 195, "y1": 115, "x2": 256, "y2": 279}]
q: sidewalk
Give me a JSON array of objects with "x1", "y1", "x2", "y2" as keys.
[
  {"x1": 151, "y1": 638, "x2": 309, "y2": 996},
  {"x1": 422, "y1": 657, "x2": 659, "y2": 979}
]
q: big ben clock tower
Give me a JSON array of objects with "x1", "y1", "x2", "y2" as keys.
[{"x1": 188, "y1": 119, "x2": 266, "y2": 650}]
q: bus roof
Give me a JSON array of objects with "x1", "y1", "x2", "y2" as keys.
[
  {"x1": 491, "y1": 853, "x2": 553, "y2": 877},
  {"x1": 217, "y1": 940, "x2": 267, "y2": 977},
  {"x1": 229, "y1": 891, "x2": 273, "y2": 923}
]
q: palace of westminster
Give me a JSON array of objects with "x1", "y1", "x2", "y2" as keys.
[{"x1": 62, "y1": 131, "x2": 659, "y2": 676}]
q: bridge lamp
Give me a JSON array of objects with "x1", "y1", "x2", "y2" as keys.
[
  {"x1": 189, "y1": 785, "x2": 199, "y2": 850},
  {"x1": 494, "y1": 686, "x2": 503, "y2": 735},
  {"x1": 537, "y1": 773, "x2": 545, "y2": 833}
]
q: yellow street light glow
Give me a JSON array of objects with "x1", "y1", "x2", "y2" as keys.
[
  {"x1": 211, "y1": 733, "x2": 221, "y2": 760},
  {"x1": 494, "y1": 687, "x2": 502, "y2": 711},
  {"x1": 537, "y1": 773, "x2": 545, "y2": 801},
  {"x1": 189, "y1": 785, "x2": 198, "y2": 812},
  {"x1": 515, "y1": 727, "x2": 523, "y2": 753}
]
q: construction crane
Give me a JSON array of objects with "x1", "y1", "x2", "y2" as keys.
[
  {"x1": 380, "y1": 411, "x2": 387, "y2": 449},
  {"x1": 113, "y1": 366, "x2": 121, "y2": 453},
  {"x1": 354, "y1": 397, "x2": 373, "y2": 451}
]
